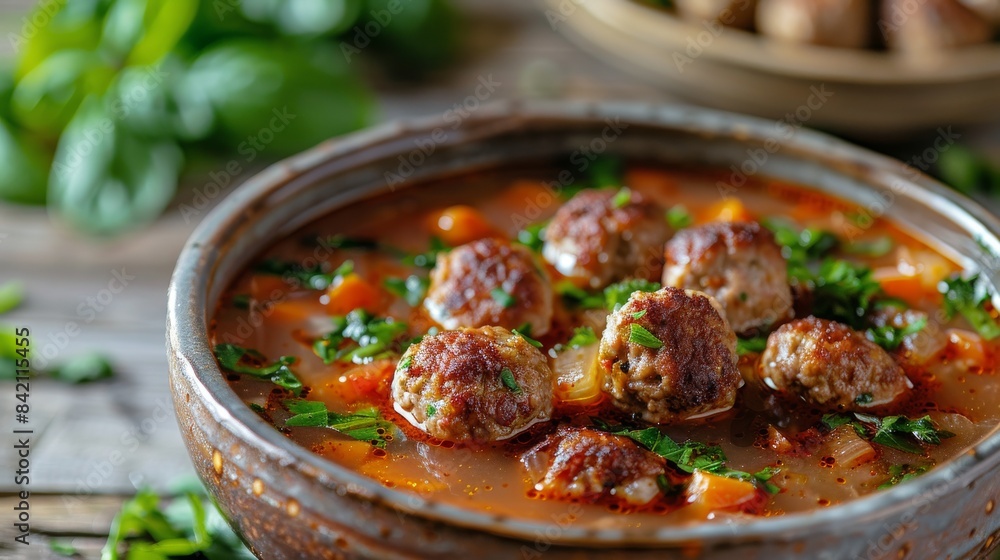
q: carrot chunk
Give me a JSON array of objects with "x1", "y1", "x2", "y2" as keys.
[
  {"x1": 427, "y1": 205, "x2": 499, "y2": 246},
  {"x1": 700, "y1": 198, "x2": 754, "y2": 223},
  {"x1": 326, "y1": 274, "x2": 382, "y2": 315},
  {"x1": 686, "y1": 471, "x2": 759, "y2": 513}
]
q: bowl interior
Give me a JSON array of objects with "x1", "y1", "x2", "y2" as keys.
[{"x1": 171, "y1": 100, "x2": 1000, "y2": 547}]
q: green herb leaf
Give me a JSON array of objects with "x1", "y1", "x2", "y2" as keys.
[
  {"x1": 604, "y1": 279, "x2": 661, "y2": 312},
  {"x1": 516, "y1": 222, "x2": 547, "y2": 252},
  {"x1": 254, "y1": 258, "x2": 353, "y2": 291},
  {"x1": 404, "y1": 236, "x2": 450, "y2": 269},
  {"x1": 940, "y1": 274, "x2": 1000, "y2": 340},
  {"x1": 384, "y1": 275, "x2": 429, "y2": 307},
  {"x1": 231, "y1": 294, "x2": 251, "y2": 310},
  {"x1": 500, "y1": 367, "x2": 522, "y2": 393},
  {"x1": 588, "y1": 155, "x2": 623, "y2": 188},
  {"x1": 936, "y1": 144, "x2": 1000, "y2": 196},
  {"x1": 214, "y1": 344, "x2": 302, "y2": 395},
  {"x1": 49, "y1": 540, "x2": 77, "y2": 557},
  {"x1": 284, "y1": 399, "x2": 394, "y2": 448},
  {"x1": 312, "y1": 310, "x2": 408, "y2": 365},
  {"x1": 49, "y1": 353, "x2": 114, "y2": 384},
  {"x1": 877, "y1": 463, "x2": 931, "y2": 490},
  {"x1": 491, "y1": 287, "x2": 516, "y2": 308},
  {"x1": 855, "y1": 393, "x2": 874, "y2": 405},
  {"x1": 810, "y1": 259, "x2": 884, "y2": 329},
  {"x1": 666, "y1": 205, "x2": 693, "y2": 229},
  {"x1": 556, "y1": 281, "x2": 604, "y2": 309},
  {"x1": 632, "y1": 309, "x2": 647, "y2": 320},
  {"x1": 562, "y1": 326, "x2": 598, "y2": 350},
  {"x1": 398, "y1": 356, "x2": 412, "y2": 370},
  {"x1": 612, "y1": 187, "x2": 632, "y2": 208},
  {"x1": 0, "y1": 281, "x2": 24, "y2": 315},
  {"x1": 866, "y1": 316, "x2": 927, "y2": 351},
  {"x1": 844, "y1": 236, "x2": 893, "y2": 257},
  {"x1": 823, "y1": 412, "x2": 955, "y2": 455},
  {"x1": 426, "y1": 404, "x2": 437, "y2": 417},
  {"x1": 736, "y1": 336, "x2": 767, "y2": 356},
  {"x1": 319, "y1": 235, "x2": 383, "y2": 252},
  {"x1": 629, "y1": 324, "x2": 663, "y2": 349},
  {"x1": 512, "y1": 325, "x2": 543, "y2": 348}
]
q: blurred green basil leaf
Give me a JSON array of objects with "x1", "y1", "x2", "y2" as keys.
[
  {"x1": 101, "y1": 0, "x2": 197, "y2": 65},
  {"x1": 180, "y1": 39, "x2": 375, "y2": 155},
  {"x1": 48, "y1": 96, "x2": 182, "y2": 234},
  {"x1": 360, "y1": 0, "x2": 458, "y2": 77},
  {"x1": 15, "y1": 0, "x2": 108, "y2": 80},
  {"x1": 0, "y1": 117, "x2": 50, "y2": 205},
  {"x1": 12, "y1": 50, "x2": 115, "y2": 136},
  {"x1": 240, "y1": 0, "x2": 364, "y2": 37},
  {"x1": 112, "y1": 58, "x2": 212, "y2": 141}
]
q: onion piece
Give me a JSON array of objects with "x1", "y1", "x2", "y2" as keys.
[
  {"x1": 824, "y1": 425, "x2": 877, "y2": 469},
  {"x1": 552, "y1": 343, "x2": 604, "y2": 405}
]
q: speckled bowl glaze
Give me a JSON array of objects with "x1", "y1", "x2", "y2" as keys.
[{"x1": 167, "y1": 100, "x2": 1000, "y2": 559}]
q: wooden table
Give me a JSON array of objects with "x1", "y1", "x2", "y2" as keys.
[{"x1": 1, "y1": 0, "x2": 998, "y2": 558}]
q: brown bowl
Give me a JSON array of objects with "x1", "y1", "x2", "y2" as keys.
[
  {"x1": 167, "y1": 100, "x2": 1000, "y2": 559},
  {"x1": 545, "y1": 0, "x2": 1000, "y2": 137}
]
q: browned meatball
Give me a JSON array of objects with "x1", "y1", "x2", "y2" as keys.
[
  {"x1": 662, "y1": 221, "x2": 793, "y2": 336},
  {"x1": 521, "y1": 426, "x2": 668, "y2": 506},
  {"x1": 542, "y1": 189, "x2": 672, "y2": 288},
  {"x1": 424, "y1": 238, "x2": 553, "y2": 335},
  {"x1": 599, "y1": 288, "x2": 742, "y2": 424},
  {"x1": 757, "y1": 317, "x2": 912, "y2": 410},
  {"x1": 391, "y1": 326, "x2": 554, "y2": 443}
]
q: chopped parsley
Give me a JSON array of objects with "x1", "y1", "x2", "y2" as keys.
[
  {"x1": 736, "y1": 336, "x2": 768, "y2": 356},
  {"x1": 214, "y1": 344, "x2": 302, "y2": 395},
  {"x1": 632, "y1": 309, "x2": 647, "y2": 319},
  {"x1": 283, "y1": 399, "x2": 394, "y2": 448},
  {"x1": 516, "y1": 222, "x2": 547, "y2": 252},
  {"x1": 563, "y1": 326, "x2": 598, "y2": 350},
  {"x1": 806, "y1": 259, "x2": 883, "y2": 330},
  {"x1": 426, "y1": 404, "x2": 438, "y2": 417},
  {"x1": 556, "y1": 281, "x2": 605, "y2": 309},
  {"x1": 512, "y1": 325, "x2": 543, "y2": 348},
  {"x1": 940, "y1": 274, "x2": 1000, "y2": 340},
  {"x1": 318, "y1": 235, "x2": 384, "y2": 252},
  {"x1": 866, "y1": 316, "x2": 927, "y2": 351},
  {"x1": 398, "y1": 356, "x2": 412, "y2": 370},
  {"x1": 490, "y1": 287, "x2": 517, "y2": 308},
  {"x1": 666, "y1": 205, "x2": 693, "y2": 229},
  {"x1": 588, "y1": 154, "x2": 623, "y2": 189},
  {"x1": 854, "y1": 393, "x2": 874, "y2": 405},
  {"x1": 764, "y1": 218, "x2": 839, "y2": 273},
  {"x1": 877, "y1": 463, "x2": 931, "y2": 490},
  {"x1": 604, "y1": 279, "x2": 661, "y2": 311},
  {"x1": 404, "y1": 236, "x2": 450, "y2": 269},
  {"x1": 612, "y1": 187, "x2": 632, "y2": 208},
  {"x1": 844, "y1": 236, "x2": 894, "y2": 257},
  {"x1": 231, "y1": 293, "x2": 251, "y2": 310},
  {"x1": 254, "y1": 258, "x2": 354, "y2": 291},
  {"x1": 499, "y1": 367, "x2": 522, "y2": 393},
  {"x1": 595, "y1": 420, "x2": 780, "y2": 494},
  {"x1": 821, "y1": 412, "x2": 955, "y2": 455},
  {"x1": 384, "y1": 275, "x2": 429, "y2": 306},
  {"x1": 312, "y1": 310, "x2": 408, "y2": 365},
  {"x1": 628, "y1": 324, "x2": 663, "y2": 349}
]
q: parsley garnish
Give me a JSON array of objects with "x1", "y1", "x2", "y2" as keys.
[
  {"x1": 594, "y1": 420, "x2": 780, "y2": 494},
  {"x1": 666, "y1": 205, "x2": 693, "y2": 229},
  {"x1": 283, "y1": 399, "x2": 394, "y2": 448},
  {"x1": 404, "y1": 236, "x2": 450, "y2": 269},
  {"x1": 940, "y1": 274, "x2": 1000, "y2": 340},
  {"x1": 866, "y1": 316, "x2": 927, "y2": 351},
  {"x1": 500, "y1": 367, "x2": 522, "y2": 393},
  {"x1": 426, "y1": 404, "x2": 438, "y2": 417},
  {"x1": 605, "y1": 279, "x2": 661, "y2": 311},
  {"x1": 844, "y1": 236, "x2": 894, "y2": 257},
  {"x1": 563, "y1": 326, "x2": 598, "y2": 350},
  {"x1": 491, "y1": 287, "x2": 517, "y2": 308},
  {"x1": 612, "y1": 187, "x2": 632, "y2": 208},
  {"x1": 588, "y1": 154, "x2": 623, "y2": 189},
  {"x1": 384, "y1": 275, "x2": 429, "y2": 306},
  {"x1": 214, "y1": 344, "x2": 302, "y2": 395},
  {"x1": 516, "y1": 222, "x2": 547, "y2": 252},
  {"x1": 629, "y1": 324, "x2": 663, "y2": 349},
  {"x1": 512, "y1": 325, "x2": 543, "y2": 348},
  {"x1": 398, "y1": 356, "x2": 412, "y2": 370},
  {"x1": 632, "y1": 309, "x2": 647, "y2": 319},
  {"x1": 556, "y1": 281, "x2": 605, "y2": 309},
  {"x1": 877, "y1": 463, "x2": 931, "y2": 489},
  {"x1": 313, "y1": 310, "x2": 408, "y2": 365},
  {"x1": 736, "y1": 336, "x2": 767, "y2": 356},
  {"x1": 254, "y1": 258, "x2": 353, "y2": 291},
  {"x1": 821, "y1": 412, "x2": 955, "y2": 454},
  {"x1": 231, "y1": 293, "x2": 251, "y2": 310}
]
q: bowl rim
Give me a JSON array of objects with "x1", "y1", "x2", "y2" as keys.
[
  {"x1": 569, "y1": 0, "x2": 1000, "y2": 85},
  {"x1": 167, "y1": 98, "x2": 1000, "y2": 547}
]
